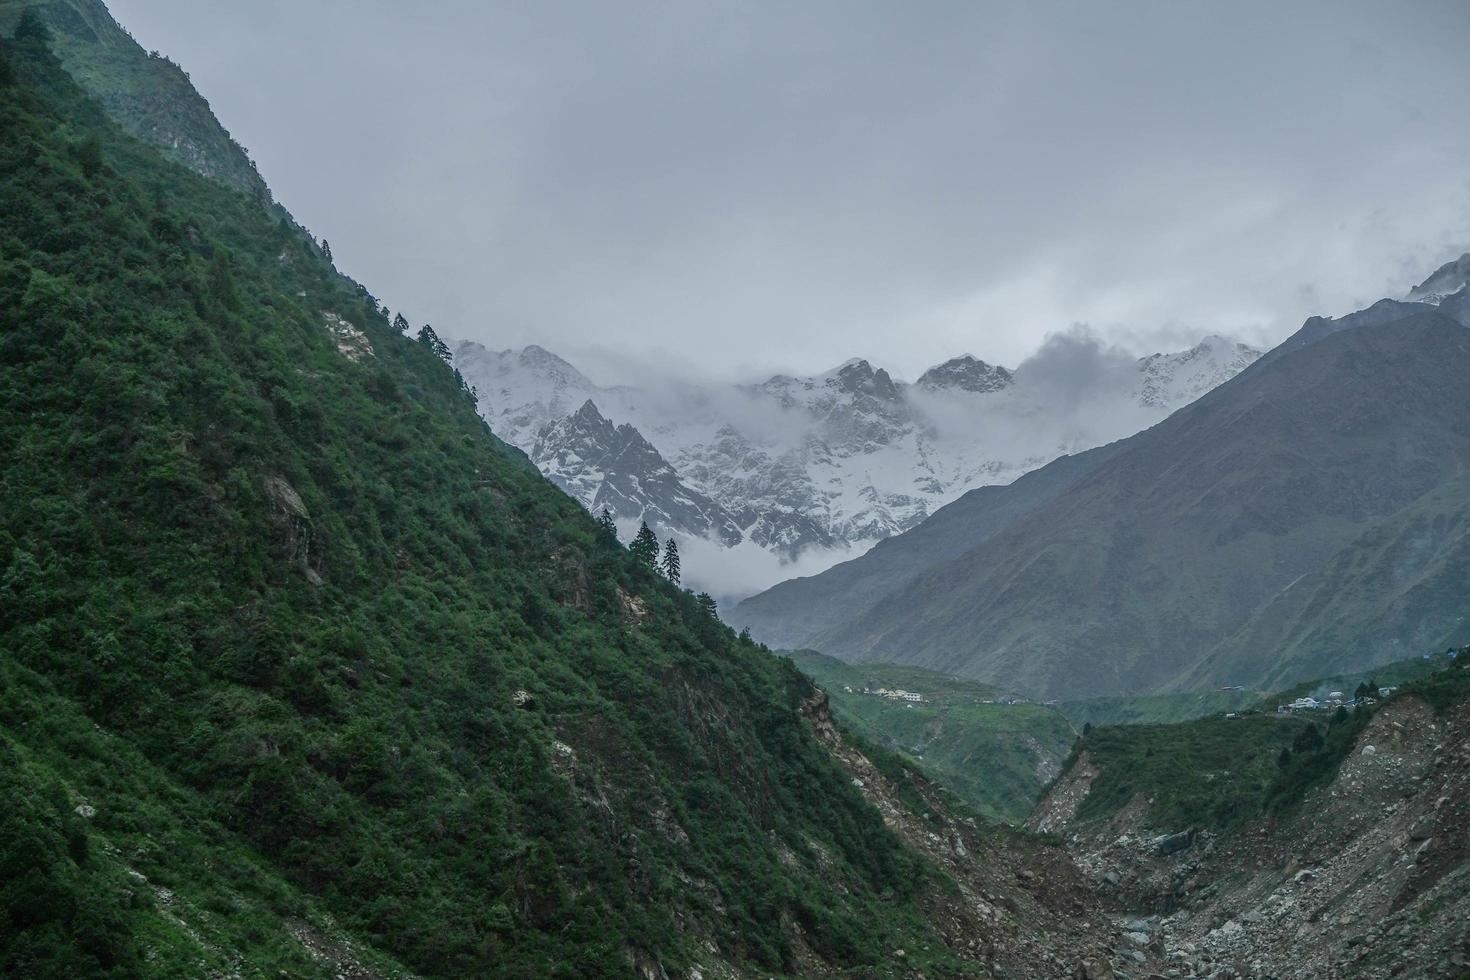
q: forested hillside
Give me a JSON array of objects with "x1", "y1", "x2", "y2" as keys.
[{"x1": 0, "y1": 25, "x2": 982, "y2": 977}]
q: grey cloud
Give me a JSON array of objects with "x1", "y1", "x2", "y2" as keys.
[{"x1": 108, "y1": 0, "x2": 1470, "y2": 383}]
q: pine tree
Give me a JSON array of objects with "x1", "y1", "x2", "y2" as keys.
[
  {"x1": 660, "y1": 538, "x2": 680, "y2": 586},
  {"x1": 597, "y1": 508, "x2": 618, "y2": 541},
  {"x1": 321, "y1": 238, "x2": 334, "y2": 263},
  {"x1": 696, "y1": 593, "x2": 717, "y2": 617},
  {"x1": 393, "y1": 312, "x2": 410, "y2": 333},
  {"x1": 416, "y1": 324, "x2": 453, "y2": 363},
  {"x1": 630, "y1": 522, "x2": 659, "y2": 568}
]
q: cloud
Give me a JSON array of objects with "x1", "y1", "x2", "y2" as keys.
[
  {"x1": 674, "y1": 533, "x2": 875, "y2": 611},
  {"x1": 106, "y1": 0, "x2": 1470, "y2": 388},
  {"x1": 605, "y1": 514, "x2": 868, "y2": 607}
]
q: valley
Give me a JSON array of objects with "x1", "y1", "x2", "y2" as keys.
[{"x1": 2, "y1": 1, "x2": 1468, "y2": 977}]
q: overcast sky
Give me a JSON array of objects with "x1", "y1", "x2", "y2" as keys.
[{"x1": 111, "y1": 0, "x2": 1470, "y2": 383}]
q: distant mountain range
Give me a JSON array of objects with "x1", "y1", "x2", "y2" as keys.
[
  {"x1": 733, "y1": 256, "x2": 1470, "y2": 698},
  {"x1": 457, "y1": 333, "x2": 1262, "y2": 593}
]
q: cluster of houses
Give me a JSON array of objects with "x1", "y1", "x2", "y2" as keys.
[
  {"x1": 1277, "y1": 687, "x2": 1394, "y2": 714},
  {"x1": 1271, "y1": 649, "x2": 1461, "y2": 716},
  {"x1": 845, "y1": 685, "x2": 925, "y2": 703}
]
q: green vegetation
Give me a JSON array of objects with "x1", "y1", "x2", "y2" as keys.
[
  {"x1": 1394, "y1": 653, "x2": 1470, "y2": 715},
  {"x1": 0, "y1": 0, "x2": 269, "y2": 199},
  {"x1": 785, "y1": 652, "x2": 1077, "y2": 823},
  {"x1": 1070, "y1": 715, "x2": 1309, "y2": 832},
  {"x1": 1065, "y1": 652, "x2": 1470, "y2": 833},
  {"x1": 1262, "y1": 707, "x2": 1371, "y2": 814},
  {"x1": 1264, "y1": 654, "x2": 1447, "y2": 711},
  {"x1": 0, "y1": 29, "x2": 984, "y2": 977},
  {"x1": 1058, "y1": 689, "x2": 1258, "y2": 728}
]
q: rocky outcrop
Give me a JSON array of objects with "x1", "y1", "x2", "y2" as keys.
[
  {"x1": 917, "y1": 355, "x2": 1014, "y2": 393},
  {"x1": 455, "y1": 336, "x2": 1260, "y2": 571},
  {"x1": 799, "y1": 691, "x2": 1163, "y2": 979},
  {"x1": 531, "y1": 400, "x2": 744, "y2": 546},
  {"x1": 322, "y1": 312, "x2": 374, "y2": 361},
  {"x1": 266, "y1": 475, "x2": 322, "y2": 584},
  {"x1": 1035, "y1": 693, "x2": 1470, "y2": 978}
]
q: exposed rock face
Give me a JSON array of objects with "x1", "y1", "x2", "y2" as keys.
[
  {"x1": 455, "y1": 335, "x2": 1260, "y2": 581},
  {"x1": 916, "y1": 354, "x2": 1014, "y2": 393},
  {"x1": 531, "y1": 400, "x2": 744, "y2": 546},
  {"x1": 798, "y1": 691, "x2": 1159, "y2": 979},
  {"x1": 265, "y1": 475, "x2": 321, "y2": 584},
  {"x1": 322, "y1": 312, "x2": 374, "y2": 362},
  {"x1": 1033, "y1": 693, "x2": 1470, "y2": 979},
  {"x1": 1407, "y1": 251, "x2": 1470, "y2": 305}
]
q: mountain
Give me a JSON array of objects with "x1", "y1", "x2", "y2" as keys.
[
  {"x1": 1179, "y1": 472, "x2": 1470, "y2": 691},
  {"x1": 531, "y1": 399, "x2": 744, "y2": 545},
  {"x1": 1133, "y1": 333, "x2": 1262, "y2": 408},
  {"x1": 0, "y1": 0, "x2": 270, "y2": 199},
  {"x1": 731, "y1": 443, "x2": 1128, "y2": 650},
  {"x1": 1028, "y1": 655, "x2": 1470, "y2": 978},
  {"x1": 0, "y1": 17, "x2": 1153, "y2": 978},
  {"x1": 1407, "y1": 250, "x2": 1470, "y2": 304},
  {"x1": 915, "y1": 354, "x2": 1013, "y2": 392},
  {"x1": 735, "y1": 286, "x2": 1470, "y2": 699},
  {"x1": 456, "y1": 334, "x2": 1263, "y2": 595}
]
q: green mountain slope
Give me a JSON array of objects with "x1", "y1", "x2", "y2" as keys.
[
  {"x1": 785, "y1": 652, "x2": 1077, "y2": 823},
  {"x1": 0, "y1": 28, "x2": 987, "y2": 978},
  {"x1": 0, "y1": 0, "x2": 269, "y2": 199}
]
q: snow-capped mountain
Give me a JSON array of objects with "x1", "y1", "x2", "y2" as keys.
[
  {"x1": 456, "y1": 335, "x2": 1263, "y2": 590},
  {"x1": 1406, "y1": 252, "x2": 1470, "y2": 305},
  {"x1": 916, "y1": 355, "x2": 1014, "y2": 393},
  {"x1": 531, "y1": 400, "x2": 744, "y2": 546},
  {"x1": 1134, "y1": 334, "x2": 1263, "y2": 408}
]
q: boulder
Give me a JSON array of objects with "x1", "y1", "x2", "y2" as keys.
[{"x1": 1155, "y1": 829, "x2": 1195, "y2": 856}]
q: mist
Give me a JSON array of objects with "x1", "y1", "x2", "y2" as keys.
[{"x1": 108, "y1": 0, "x2": 1470, "y2": 387}]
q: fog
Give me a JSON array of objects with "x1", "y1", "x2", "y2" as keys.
[{"x1": 109, "y1": 0, "x2": 1470, "y2": 385}]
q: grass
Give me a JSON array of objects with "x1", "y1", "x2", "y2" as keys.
[
  {"x1": 785, "y1": 651, "x2": 1077, "y2": 823},
  {"x1": 1066, "y1": 652, "x2": 1470, "y2": 833},
  {"x1": 1058, "y1": 690, "x2": 1260, "y2": 728}
]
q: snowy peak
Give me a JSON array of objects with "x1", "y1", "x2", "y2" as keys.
[
  {"x1": 453, "y1": 340, "x2": 608, "y2": 450},
  {"x1": 832, "y1": 358, "x2": 901, "y2": 400},
  {"x1": 531, "y1": 400, "x2": 743, "y2": 546},
  {"x1": 457, "y1": 332, "x2": 1263, "y2": 591},
  {"x1": 916, "y1": 355, "x2": 1015, "y2": 393},
  {"x1": 1135, "y1": 335, "x2": 1263, "y2": 409},
  {"x1": 1406, "y1": 252, "x2": 1470, "y2": 305},
  {"x1": 570, "y1": 398, "x2": 608, "y2": 425},
  {"x1": 457, "y1": 341, "x2": 595, "y2": 392}
]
